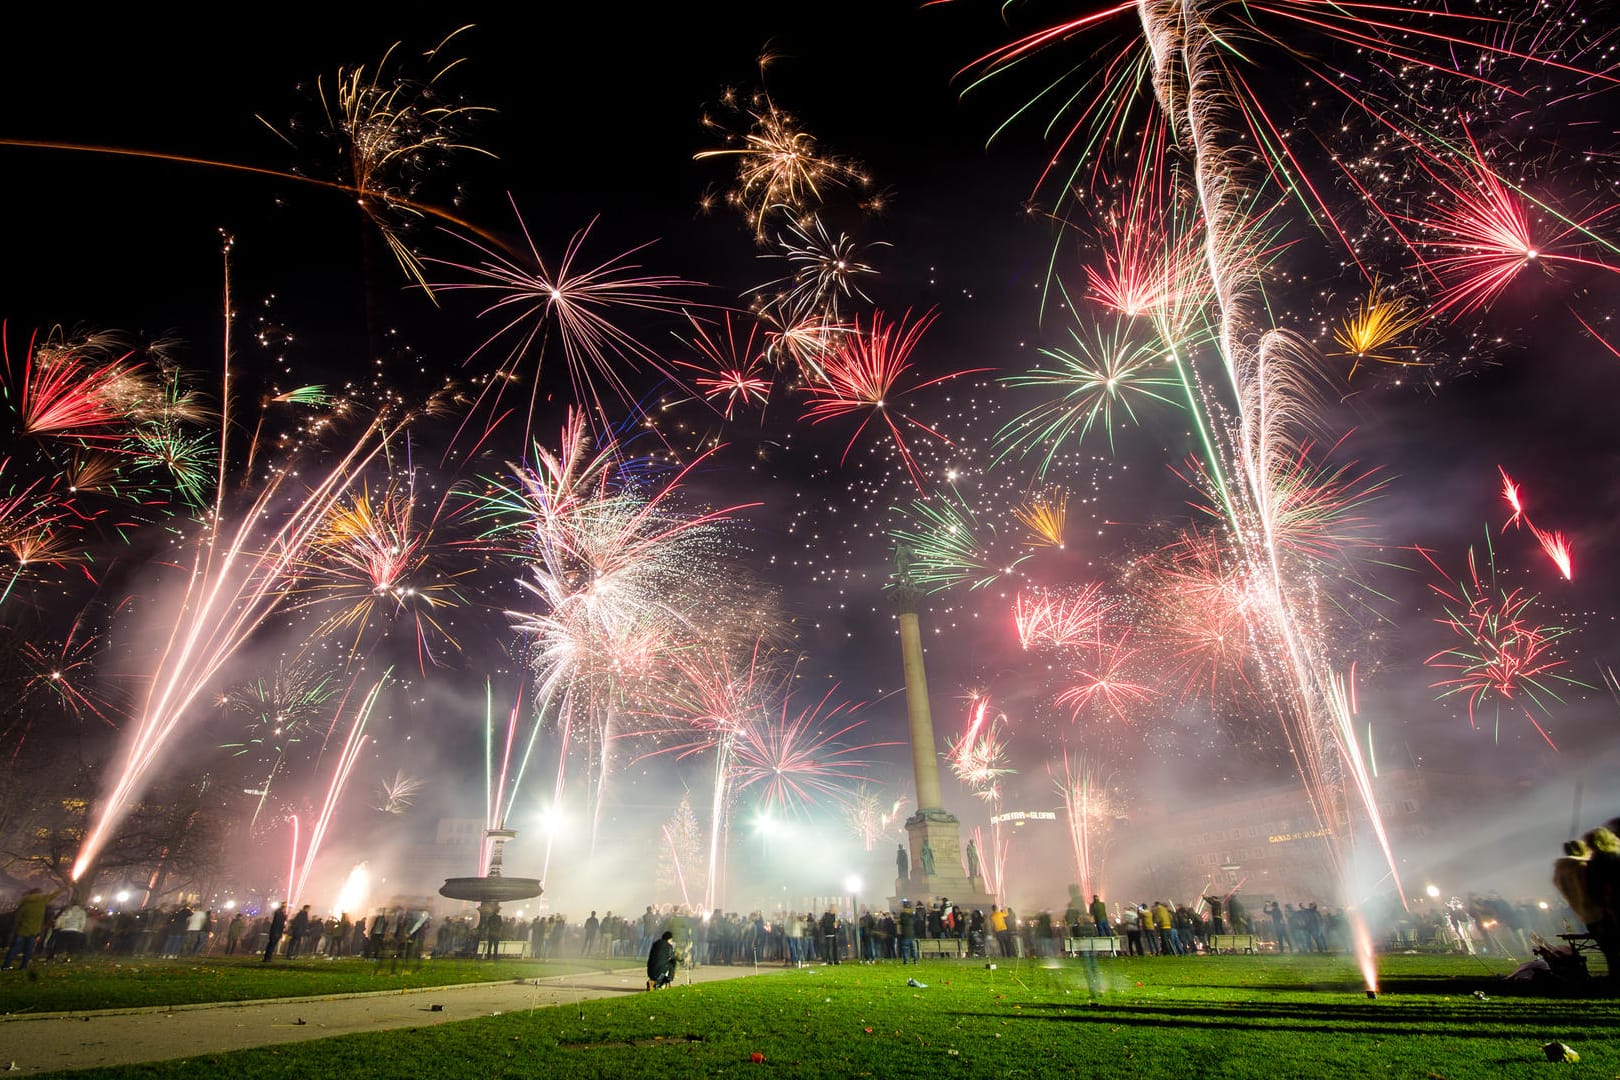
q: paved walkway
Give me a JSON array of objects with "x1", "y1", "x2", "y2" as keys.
[{"x1": 0, "y1": 964, "x2": 780, "y2": 1075}]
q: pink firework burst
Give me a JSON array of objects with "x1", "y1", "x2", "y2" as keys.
[
  {"x1": 1013, "y1": 584, "x2": 1114, "y2": 651},
  {"x1": 1417, "y1": 544, "x2": 1580, "y2": 749},
  {"x1": 800, "y1": 309, "x2": 987, "y2": 491},
  {"x1": 1530, "y1": 525, "x2": 1573, "y2": 581},
  {"x1": 674, "y1": 312, "x2": 771, "y2": 420},
  {"x1": 7, "y1": 330, "x2": 136, "y2": 438},
  {"x1": 1414, "y1": 129, "x2": 1620, "y2": 318},
  {"x1": 433, "y1": 207, "x2": 704, "y2": 434},
  {"x1": 1498, "y1": 466, "x2": 1524, "y2": 531},
  {"x1": 730, "y1": 687, "x2": 893, "y2": 814},
  {"x1": 1055, "y1": 632, "x2": 1156, "y2": 724}
]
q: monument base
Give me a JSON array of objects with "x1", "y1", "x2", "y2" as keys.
[{"x1": 890, "y1": 810, "x2": 996, "y2": 914}]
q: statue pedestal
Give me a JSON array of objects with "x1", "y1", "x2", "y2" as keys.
[{"x1": 889, "y1": 810, "x2": 996, "y2": 913}]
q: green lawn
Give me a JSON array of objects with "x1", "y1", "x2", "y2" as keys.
[
  {"x1": 24, "y1": 954, "x2": 1620, "y2": 1079},
  {"x1": 0, "y1": 955, "x2": 635, "y2": 1014}
]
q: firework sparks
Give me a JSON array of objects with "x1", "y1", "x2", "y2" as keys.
[
  {"x1": 1013, "y1": 584, "x2": 1114, "y2": 652},
  {"x1": 435, "y1": 209, "x2": 704, "y2": 432},
  {"x1": 673, "y1": 312, "x2": 772, "y2": 420},
  {"x1": 729, "y1": 686, "x2": 890, "y2": 814},
  {"x1": 1054, "y1": 750, "x2": 1119, "y2": 902},
  {"x1": 947, "y1": 697, "x2": 1015, "y2": 803},
  {"x1": 801, "y1": 309, "x2": 986, "y2": 491},
  {"x1": 998, "y1": 317, "x2": 1179, "y2": 468},
  {"x1": 1055, "y1": 632, "x2": 1156, "y2": 724},
  {"x1": 1418, "y1": 541, "x2": 1581, "y2": 748},
  {"x1": 889, "y1": 485, "x2": 1031, "y2": 593},
  {"x1": 1332, "y1": 285, "x2": 1427, "y2": 377},
  {"x1": 263, "y1": 27, "x2": 495, "y2": 293},
  {"x1": 1012, "y1": 488, "x2": 1067, "y2": 548},
  {"x1": 1531, "y1": 525, "x2": 1573, "y2": 581},
  {"x1": 696, "y1": 87, "x2": 869, "y2": 238}
]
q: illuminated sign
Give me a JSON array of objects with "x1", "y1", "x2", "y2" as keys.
[
  {"x1": 990, "y1": 811, "x2": 1058, "y2": 825},
  {"x1": 1268, "y1": 829, "x2": 1328, "y2": 844}
]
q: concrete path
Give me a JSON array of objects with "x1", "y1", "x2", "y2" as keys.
[{"x1": 0, "y1": 963, "x2": 781, "y2": 1075}]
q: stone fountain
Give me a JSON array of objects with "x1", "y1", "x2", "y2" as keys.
[{"x1": 439, "y1": 827, "x2": 542, "y2": 928}]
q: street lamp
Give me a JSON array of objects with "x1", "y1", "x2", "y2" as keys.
[{"x1": 845, "y1": 875, "x2": 863, "y2": 963}]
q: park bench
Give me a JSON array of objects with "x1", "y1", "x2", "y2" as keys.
[
  {"x1": 1065, "y1": 936, "x2": 1118, "y2": 956},
  {"x1": 1207, "y1": 933, "x2": 1257, "y2": 954},
  {"x1": 918, "y1": 938, "x2": 965, "y2": 959}
]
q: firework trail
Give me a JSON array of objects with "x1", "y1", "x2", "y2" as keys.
[
  {"x1": 73, "y1": 423, "x2": 387, "y2": 881},
  {"x1": 1494, "y1": 467, "x2": 1574, "y2": 580},
  {"x1": 291, "y1": 671, "x2": 389, "y2": 907},
  {"x1": 1054, "y1": 750, "x2": 1118, "y2": 902},
  {"x1": 953, "y1": 0, "x2": 1546, "y2": 907}
]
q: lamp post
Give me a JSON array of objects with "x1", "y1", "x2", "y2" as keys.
[{"x1": 845, "y1": 875, "x2": 863, "y2": 963}]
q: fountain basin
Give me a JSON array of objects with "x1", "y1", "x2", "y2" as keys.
[{"x1": 439, "y1": 876, "x2": 543, "y2": 903}]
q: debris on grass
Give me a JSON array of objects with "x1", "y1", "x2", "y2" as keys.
[
  {"x1": 906, "y1": 978, "x2": 928, "y2": 989},
  {"x1": 1540, "y1": 1041, "x2": 1579, "y2": 1063}
]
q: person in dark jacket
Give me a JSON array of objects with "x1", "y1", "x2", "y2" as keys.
[
  {"x1": 647, "y1": 931, "x2": 678, "y2": 989},
  {"x1": 261, "y1": 903, "x2": 288, "y2": 962}
]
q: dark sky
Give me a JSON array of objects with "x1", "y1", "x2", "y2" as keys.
[{"x1": 5, "y1": 2, "x2": 1620, "y2": 907}]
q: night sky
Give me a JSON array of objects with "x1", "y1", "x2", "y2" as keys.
[{"x1": 5, "y1": 2, "x2": 1620, "y2": 911}]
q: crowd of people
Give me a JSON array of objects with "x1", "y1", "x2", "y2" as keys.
[{"x1": 0, "y1": 877, "x2": 1591, "y2": 974}]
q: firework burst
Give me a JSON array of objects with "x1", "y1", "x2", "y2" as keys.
[
  {"x1": 1418, "y1": 541, "x2": 1582, "y2": 749},
  {"x1": 801, "y1": 309, "x2": 986, "y2": 490}
]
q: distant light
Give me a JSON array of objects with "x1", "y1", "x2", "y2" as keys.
[
  {"x1": 1538, "y1": 901, "x2": 1550, "y2": 910},
  {"x1": 224, "y1": 900, "x2": 237, "y2": 910},
  {"x1": 116, "y1": 890, "x2": 131, "y2": 903},
  {"x1": 844, "y1": 875, "x2": 863, "y2": 895},
  {"x1": 1425, "y1": 884, "x2": 1440, "y2": 899}
]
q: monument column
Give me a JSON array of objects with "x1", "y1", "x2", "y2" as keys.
[{"x1": 890, "y1": 546, "x2": 994, "y2": 914}]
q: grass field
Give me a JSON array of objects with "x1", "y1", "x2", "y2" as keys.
[
  {"x1": 0, "y1": 955, "x2": 636, "y2": 1014},
  {"x1": 20, "y1": 953, "x2": 1620, "y2": 1079}
]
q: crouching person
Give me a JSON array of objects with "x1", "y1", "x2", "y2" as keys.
[{"x1": 647, "y1": 930, "x2": 678, "y2": 990}]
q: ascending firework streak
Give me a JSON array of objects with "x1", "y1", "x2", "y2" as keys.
[
  {"x1": 482, "y1": 680, "x2": 550, "y2": 874},
  {"x1": 1054, "y1": 750, "x2": 1117, "y2": 902},
  {"x1": 962, "y1": 0, "x2": 1439, "y2": 905},
  {"x1": 72, "y1": 423, "x2": 387, "y2": 881},
  {"x1": 291, "y1": 671, "x2": 390, "y2": 907}
]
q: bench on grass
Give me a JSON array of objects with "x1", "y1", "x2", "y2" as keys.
[
  {"x1": 1065, "y1": 936, "x2": 1119, "y2": 956},
  {"x1": 918, "y1": 938, "x2": 965, "y2": 959},
  {"x1": 1560, "y1": 933, "x2": 1601, "y2": 956},
  {"x1": 1208, "y1": 933, "x2": 1257, "y2": 954}
]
